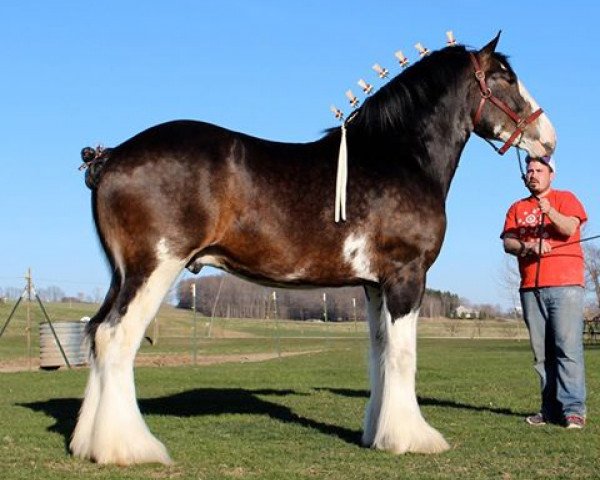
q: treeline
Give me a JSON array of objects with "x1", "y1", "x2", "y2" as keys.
[
  {"x1": 0, "y1": 285, "x2": 102, "y2": 304},
  {"x1": 176, "y1": 274, "x2": 460, "y2": 321}
]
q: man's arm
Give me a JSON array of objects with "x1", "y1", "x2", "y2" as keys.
[
  {"x1": 503, "y1": 235, "x2": 524, "y2": 257},
  {"x1": 503, "y1": 234, "x2": 551, "y2": 257},
  {"x1": 539, "y1": 198, "x2": 580, "y2": 237}
]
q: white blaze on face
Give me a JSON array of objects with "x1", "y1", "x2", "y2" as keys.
[
  {"x1": 492, "y1": 79, "x2": 557, "y2": 157},
  {"x1": 517, "y1": 80, "x2": 557, "y2": 154}
]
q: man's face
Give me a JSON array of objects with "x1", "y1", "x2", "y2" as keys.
[{"x1": 525, "y1": 160, "x2": 554, "y2": 195}]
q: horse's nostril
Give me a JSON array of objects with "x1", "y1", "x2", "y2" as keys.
[{"x1": 543, "y1": 141, "x2": 556, "y2": 154}]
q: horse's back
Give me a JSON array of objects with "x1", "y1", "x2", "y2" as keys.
[
  {"x1": 108, "y1": 120, "x2": 240, "y2": 167},
  {"x1": 91, "y1": 119, "x2": 343, "y2": 271}
]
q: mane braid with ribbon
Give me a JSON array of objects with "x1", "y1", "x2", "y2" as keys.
[
  {"x1": 351, "y1": 47, "x2": 469, "y2": 138},
  {"x1": 330, "y1": 42, "x2": 472, "y2": 222}
]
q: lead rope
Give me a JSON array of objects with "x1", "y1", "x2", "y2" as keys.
[
  {"x1": 534, "y1": 211, "x2": 546, "y2": 291},
  {"x1": 516, "y1": 148, "x2": 526, "y2": 183},
  {"x1": 515, "y1": 148, "x2": 547, "y2": 318},
  {"x1": 516, "y1": 148, "x2": 544, "y2": 287}
]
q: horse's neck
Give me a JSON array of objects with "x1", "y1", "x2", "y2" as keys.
[{"x1": 413, "y1": 85, "x2": 473, "y2": 198}]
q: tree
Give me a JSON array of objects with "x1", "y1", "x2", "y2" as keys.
[
  {"x1": 1, "y1": 287, "x2": 22, "y2": 300},
  {"x1": 177, "y1": 274, "x2": 461, "y2": 320},
  {"x1": 498, "y1": 256, "x2": 521, "y2": 315},
  {"x1": 584, "y1": 244, "x2": 600, "y2": 309},
  {"x1": 38, "y1": 285, "x2": 66, "y2": 302}
]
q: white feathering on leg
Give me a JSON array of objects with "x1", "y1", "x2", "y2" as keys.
[
  {"x1": 71, "y1": 239, "x2": 184, "y2": 465},
  {"x1": 363, "y1": 289, "x2": 449, "y2": 454}
]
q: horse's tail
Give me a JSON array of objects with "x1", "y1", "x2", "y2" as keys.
[
  {"x1": 79, "y1": 146, "x2": 112, "y2": 190},
  {"x1": 83, "y1": 144, "x2": 121, "y2": 353}
]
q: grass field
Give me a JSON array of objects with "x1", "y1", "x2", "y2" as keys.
[
  {"x1": 0, "y1": 301, "x2": 529, "y2": 367},
  {"x1": 1, "y1": 302, "x2": 599, "y2": 479}
]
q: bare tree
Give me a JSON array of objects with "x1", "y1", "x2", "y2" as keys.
[
  {"x1": 38, "y1": 285, "x2": 66, "y2": 302},
  {"x1": 584, "y1": 244, "x2": 600, "y2": 309},
  {"x1": 2, "y1": 287, "x2": 22, "y2": 300},
  {"x1": 178, "y1": 274, "x2": 461, "y2": 321},
  {"x1": 497, "y1": 256, "x2": 521, "y2": 317}
]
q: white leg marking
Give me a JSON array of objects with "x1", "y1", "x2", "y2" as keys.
[
  {"x1": 71, "y1": 240, "x2": 184, "y2": 465},
  {"x1": 363, "y1": 286, "x2": 449, "y2": 454},
  {"x1": 69, "y1": 352, "x2": 100, "y2": 460}
]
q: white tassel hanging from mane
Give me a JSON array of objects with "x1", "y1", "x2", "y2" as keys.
[{"x1": 335, "y1": 123, "x2": 348, "y2": 222}]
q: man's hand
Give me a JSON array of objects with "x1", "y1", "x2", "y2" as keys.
[
  {"x1": 538, "y1": 197, "x2": 552, "y2": 215},
  {"x1": 526, "y1": 239, "x2": 552, "y2": 256}
]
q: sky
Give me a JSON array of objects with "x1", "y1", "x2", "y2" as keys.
[{"x1": 1, "y1": 1, "x2": 599, "y2": 310}]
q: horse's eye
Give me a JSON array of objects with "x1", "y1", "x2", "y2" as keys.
[{"x1": 491, "y1": 70, "x2": 515, "y2": 85}]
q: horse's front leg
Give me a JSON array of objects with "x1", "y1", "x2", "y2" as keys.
[{"x1": 362, "y1": 270, "x2": 449, "y2": 454}]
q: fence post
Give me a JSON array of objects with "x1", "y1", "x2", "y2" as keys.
[
  {"x1": 153, "y1": 316, "x2": 159, "y2": 345},
  {"x1": 273, "y1": 291, "x2": 281, "y2": 358},
  {"x1": 191, "y1": 283, "x2": 197, "y2": 365}
]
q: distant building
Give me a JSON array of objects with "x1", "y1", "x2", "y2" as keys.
[{"x1": 454, "y1": 305, "x2": 480, "y2": 319}]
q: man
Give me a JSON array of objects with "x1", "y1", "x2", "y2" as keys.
[{"x1": 501, "y1": 155, "x2": 587, "y2": 429}]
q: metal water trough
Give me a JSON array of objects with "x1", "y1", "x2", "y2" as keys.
[{"x1": 39, "y1": 321, "x2": 87, "y2": 369}]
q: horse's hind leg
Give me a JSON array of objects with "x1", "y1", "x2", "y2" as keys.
[
  {"x1": 70, "y1": 271, "x2": 121, "y2": 461},
  {"x1": 70, "y1": 240, "x2": 185, "y2": 465},
  {"x1": 362, "y1": 278, "x2": 449, "y2": 454}
]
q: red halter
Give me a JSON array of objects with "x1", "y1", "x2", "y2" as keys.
[{"x1": 469, "y1": 53, "x2": 543, "y2": 155}]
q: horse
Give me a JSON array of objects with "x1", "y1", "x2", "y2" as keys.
[{"x1": 71, "y1": 33, "x2": 555, "y2": 465}]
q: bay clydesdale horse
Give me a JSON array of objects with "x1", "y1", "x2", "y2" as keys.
[{"x1": 72, "y1": 33, "x2": 555, "y2": 464}]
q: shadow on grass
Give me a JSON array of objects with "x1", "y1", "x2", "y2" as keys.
[
  {"x1": 316, "y1": 387, "x2": 528, "y2": 417},
  {"x1": 18, "y1": 385, "x2": 529, "y2": 457},
  {"x1": 18, "y1": 388, "x2": 362, "y2": 454}
]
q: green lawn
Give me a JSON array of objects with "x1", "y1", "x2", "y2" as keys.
[{"x1": 1, "y1": 339, "x2": 599, "y2": 479}]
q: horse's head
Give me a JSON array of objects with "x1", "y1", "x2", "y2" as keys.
[{"x1": 470, "y1": 33, "x2": 556, "y2": 157}]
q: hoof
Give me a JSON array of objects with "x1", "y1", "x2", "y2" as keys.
[
  {"x1": 366, "y1": 421, "x2": 450, "y2": 455},
  {"x1": 71, "y1": 425, "x2": 173, "y2": 465}
]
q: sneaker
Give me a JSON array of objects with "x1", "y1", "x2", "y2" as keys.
[
  {"x1": 525, "y1": 413, "x2": 546, "y2": 426},
  {"x1": 565, "y1": 415, "x2": 585, "y2": 429}
]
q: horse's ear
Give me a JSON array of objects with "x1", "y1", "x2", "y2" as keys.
[{"x1": 479, "y1": 31, "x2": 502, "y2": 57}]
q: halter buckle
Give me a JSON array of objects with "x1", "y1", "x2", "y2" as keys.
[{"x1": 515, "y1": 118, "x2": 529, "y2": 130}]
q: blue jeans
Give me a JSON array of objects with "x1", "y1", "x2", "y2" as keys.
[{"x1": 520, "y1": 286, "x2": 586, "y2": 420}]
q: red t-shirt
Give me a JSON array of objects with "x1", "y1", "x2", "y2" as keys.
[{"x1": 501, "y1": 189, "x2": 587, "y2": 289}]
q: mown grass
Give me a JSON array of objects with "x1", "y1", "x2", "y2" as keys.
[{"x1": 1, "y1": 338, "x2": 599, "y2": 479}]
